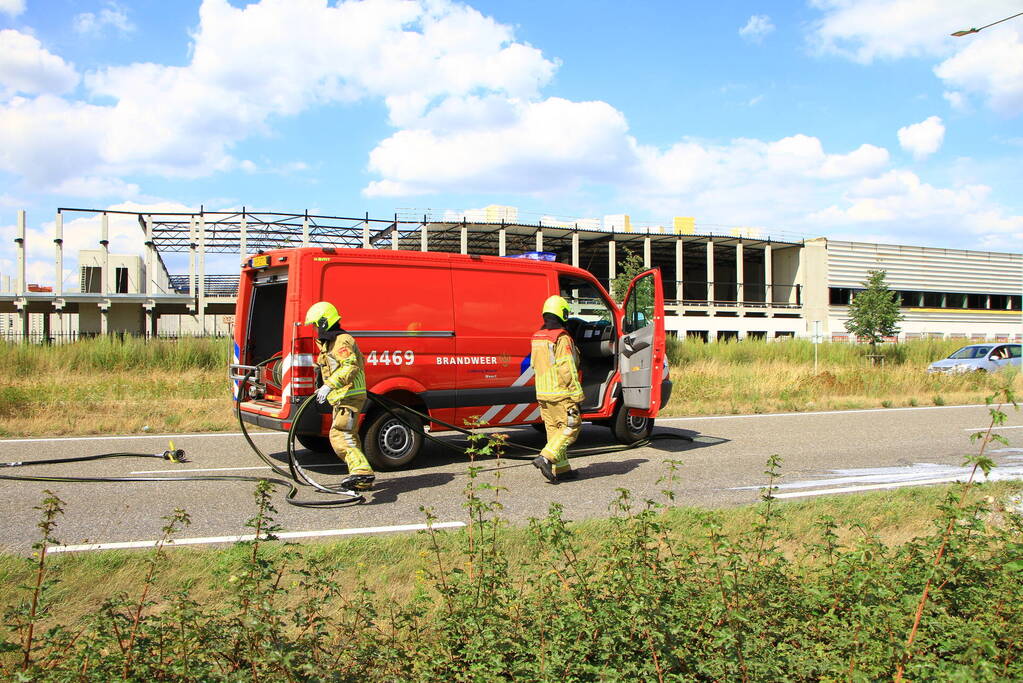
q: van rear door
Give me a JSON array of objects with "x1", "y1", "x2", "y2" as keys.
[{"x1": 618, "y1": 268, "x2": 665, "y2": 417}]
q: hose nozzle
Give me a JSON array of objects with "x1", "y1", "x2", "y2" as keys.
[{"x1": 162, "y1": 440, "x2": 186, "y2": 463}]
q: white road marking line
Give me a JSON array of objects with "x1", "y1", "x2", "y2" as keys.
[
  {"x1": 0, "y1": 432, "x2": 283, "y2": 444},
  {"x1": 963, "y1": 425, "x2": 1023, "y2": 431},
  {"x1": 659, "y1": 403, "x2": 992, "y2": 423},
  {"x1": 129, "y1": 463, "x2": 348, "y2": 475},
  {"x1": 771, "y1": 475, "x2": 974, "y2": 499},
  {"x1": 47, "y1": 521, "x2": 467, "y2": 554}
]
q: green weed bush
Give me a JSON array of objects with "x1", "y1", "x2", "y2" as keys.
[{"x1": 3, "y1": 391, "x2": 1022, "y2": 680}]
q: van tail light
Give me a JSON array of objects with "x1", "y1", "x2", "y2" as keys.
[{"x1": 288, "y1": 335, "x2": 318, "y2": 398}]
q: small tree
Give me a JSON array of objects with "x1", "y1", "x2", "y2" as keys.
[
  {"x1": 610, "y1": 248, "x2": 646, "y2": 303},
  {"x1": 844, "y1": 269, "x2": 903, "y2": 353}
]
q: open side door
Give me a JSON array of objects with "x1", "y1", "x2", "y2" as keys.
[{"x1": 618, "y1": 268, "x2": 665, "y2": 417}]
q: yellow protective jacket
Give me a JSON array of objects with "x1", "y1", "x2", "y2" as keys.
[
  {"x1": 531, "y1": 328, "x2": 584, "y2": 403},
  {"x1": 314, "y1": 332, "x2": 367, "y2": 410}
]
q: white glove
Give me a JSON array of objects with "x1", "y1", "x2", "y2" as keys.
[{"x1": 315, "y1": 384, "x2": 332, "y2": 404}]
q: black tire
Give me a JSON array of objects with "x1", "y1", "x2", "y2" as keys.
[
  {"x1": 610, "y1": 401, "x2": 654, "y2": 444},
  {"x1": 361, "y1": 408, "x2": 424, "y2": 470},
  {"x1": 296, "y1": 434, "x2": 332, "y2": 453}
]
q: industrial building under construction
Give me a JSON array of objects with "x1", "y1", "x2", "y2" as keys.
[{"x1": 1, "y1": 207, "x2": 1021, "y2": 343}]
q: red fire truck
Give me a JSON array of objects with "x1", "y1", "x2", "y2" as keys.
[{"x1": 230, "y1": 247, "x2": 671, "y2": 469}]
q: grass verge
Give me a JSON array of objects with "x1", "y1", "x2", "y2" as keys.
[
  {"x1": 2, "y1": 473, "x2": 1021, "y2": 679},
  {"x1": 1, "y1": 336, "x2": 1019, "y2": 437}
]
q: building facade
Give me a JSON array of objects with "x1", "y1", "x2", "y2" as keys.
[{"x1": 2, "y1": 208, "x2": 1020, "y2": 342}]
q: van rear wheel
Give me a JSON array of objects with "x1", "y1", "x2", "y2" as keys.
[
  {"x1": 610, "y1": 401, "x2": 654, "y2": 444},
  {"x1": 362, "y1": 409, "x2": 423, "y2": 470}
]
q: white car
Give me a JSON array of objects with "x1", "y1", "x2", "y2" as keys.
[{"x1": 927, "y1": 343, "x2": 1022, "y2": 374}]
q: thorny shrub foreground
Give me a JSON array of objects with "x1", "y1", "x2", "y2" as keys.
[{"x1": 2, "y1": 391, "x2": 1022, "y2": 681}]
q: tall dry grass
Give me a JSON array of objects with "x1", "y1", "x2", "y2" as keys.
[
  {"x1": 662, "y1": 337, "x2": 1021, "y2": 415},
  {"x1": 1, "y1": 337, "x2": 235, "y2": 437},
  {"x1": 1, "y1": 336, "x2": 1018, "y2": 436}
]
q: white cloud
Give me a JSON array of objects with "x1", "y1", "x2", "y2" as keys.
[
  {"x1": 808, "y1": 1, "x2": 1023, "y2": 115},
  {"x1": 807, "y1": 169, "x2": 1023, "y2": 246},
  {"x1": 0, "y1": 30, "x2": 80, "y2": 96},
  {"x1": 50, "y1": 176, "x2": 141, "y2": 198},
  {"x1": 365, "y1": 96, "x2": 636, "y2": 196},
  {"x1": 1, "y1": 0, "x2": 558, "y2": 191},
  {"x1": 74, "y1": 2, "x2": 135, "y2": 36},
  {"x1": 942, "y1": 90, "x2": 968, "y2": 110},
  {"x1": 739, "y1": 15, "x2": 775, "y2": 44},
  {"x1": 807, "y1": 0, "x2": 1017, "y2": 63},
  {"x1": 935, "y1": 29, "x2": 1023, "y2": 115},
  {"x1": 897, "y1": 115, "x2": 945, "y2": 159},
  {"x1": 0, "y1": 0, "x2": 25, "y2": 17}
]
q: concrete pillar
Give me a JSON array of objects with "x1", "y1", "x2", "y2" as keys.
[
  {"x1": 764, "y1": 243, "x2": 773, "y2": 304},
  {"x1": 362, "y1": 213, "x2": 370, "y2": 248},
  {"x1": 54, "y1": 212, "x2": 64, "y2": 340},
  {"x1": 460, "y1": 221, "x2": 468, "y2": 254},
  {"x1": 240, "y1": 211, "x2": 248, "y2": 261},
  {"x1": 736, "y1": 240, "x2": 744, "y2": 305},
  {"x1": 302, "y1": 213, "x2": 310, "y2": 247},
  {"x1": 571, "y1": 229, "x2": 579, "y2": 267},
  {"x1": 54, "y1": 212, "x2": 63, "y2": 296},
  {"x1": 675, "y1": 238, "x2": 684, "y2": 301},
  {"x1": 198, "y1": 214, "x2": 207, "y2": 335},
  {"x1": 100, "y1": 302, "x2": 109, "y2": 335},
  {"x1": 643, "y1": 236, "x2": 651, "y2": 268},
  {"x1": 144, "y1": 214, "x2": 155, "y2": 337},
  {"x1": 16, "y1": 210, "x2": 26, "y2": 295},
  {"x1": 100, "y1": 213, "x2": 109, "y2": 296},
  {"x1": 608, "y1": 239, "x2": 616, "y2": 280},
  {"x1": 535, "y1": 228, "x2": 543, "y2": 252},
  {"x1": 188, "y1": 216, "x2": 196, "y2": 298},
  {"x1": 420, "y1": 217, "x2": 428, "y2": 252},
  {"x1": 498, "y1": 226, "x2": 506, "y2": 256},
  {"x1": 801, "y1": 238, "x2": 829, "y2": 334},
  {"x1": 144, "y1": 215, "x2": 155, "y2": 295},
  {"x1": 706, "y1": 239, "x2": 714, "y2": 304},
  {"x1": 391, "y1": 215, "x2": 399, "y2": 250}
]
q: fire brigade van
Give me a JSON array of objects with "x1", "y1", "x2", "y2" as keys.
[{"x1": 230, "y1": 247, "x2": 671, "y2": 470}]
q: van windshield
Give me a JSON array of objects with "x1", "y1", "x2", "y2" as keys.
[{"x1": 559, "y1": 276, "x2": 613, "y2": 322}]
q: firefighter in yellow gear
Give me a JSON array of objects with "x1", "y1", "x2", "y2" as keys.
[
  {"x1": 305, "y1": 301, "x2": 375, "y2": 492},
  {"x1": 531, "y1": 295, "x2": 585, "y2": 483}
]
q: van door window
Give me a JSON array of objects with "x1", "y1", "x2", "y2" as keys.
[
  {"x1": 623, "y1": 275, "x2": 655, "y2": 335},
  {"x1": 559, "y1": 275, "x2": 616, "y2": 411}
]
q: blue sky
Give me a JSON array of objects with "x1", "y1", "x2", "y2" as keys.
[{"x1": 1, "y1": 0, "x2": 1021, "y2": 286}]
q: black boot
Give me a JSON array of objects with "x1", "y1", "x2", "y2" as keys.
[
  {"x1": 532, "y1": 456, "x2": 558, "y2": 484},
  {"x1": 340, "y1": 473, "x2": 375, "y2": 491}
]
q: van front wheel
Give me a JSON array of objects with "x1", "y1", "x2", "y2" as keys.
[
  {"x1": 362, "y1": 409, "x2": 423, "y2": 470},
  {"x1": 610, "y1": 402, "x2": 654, "y2": 444}
]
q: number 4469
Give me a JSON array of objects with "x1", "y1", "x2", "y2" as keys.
[{"x1": 366, "y1": 350, "x2": 415, "y2": 366}]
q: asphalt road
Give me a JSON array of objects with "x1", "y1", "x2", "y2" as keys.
[{"x1": 2, "y1": 403, "x2": 1021, "y2": 554}]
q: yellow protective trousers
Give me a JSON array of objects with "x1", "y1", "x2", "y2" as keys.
[
  {"x1": 539, "y1": 397, "x2": 581, "y2": 475},
  {"x1": 328, "y1": 403, "x2": 373, "y2": 475}
]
